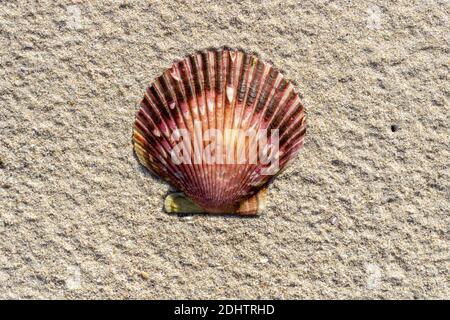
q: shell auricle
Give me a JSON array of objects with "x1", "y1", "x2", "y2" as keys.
[{"x1": 133, "y1": 48, "x2": 307, "y2": 215}]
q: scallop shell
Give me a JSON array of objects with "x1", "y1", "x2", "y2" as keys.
[{"x1": 133, "y1": 48, "x2": 307, "y2": 215}]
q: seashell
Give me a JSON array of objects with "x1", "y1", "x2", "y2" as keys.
[{"x1": 133, "y1": 48, "x2": 307, "y2": 215}]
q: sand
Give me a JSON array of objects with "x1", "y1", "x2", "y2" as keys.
[{"x1": 0, "y1": 0, "x2": 448, "y2": 299}]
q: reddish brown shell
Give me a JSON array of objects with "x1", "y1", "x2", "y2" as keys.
[{"x1": 133, "y1": 48, "x2": 307, "y2": 214}]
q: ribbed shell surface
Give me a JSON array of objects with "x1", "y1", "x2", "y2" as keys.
[{"x1": 133, "y1": 48, "x2": 307, "y2": 213}]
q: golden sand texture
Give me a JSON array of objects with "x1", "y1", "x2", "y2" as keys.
[{"x1": 0, "y1": 0, "x2": 448, "y2": 299}]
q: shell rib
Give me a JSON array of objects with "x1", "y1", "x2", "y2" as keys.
[{"x1": 133, "y1": 48, "x2": 307, "y2": 214}]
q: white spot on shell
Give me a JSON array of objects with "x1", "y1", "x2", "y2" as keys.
[
  {"x1": 230, "y1": 51, "x2": 237, "y2": 62},
  {"x1": 159, "y1": 157, "x2": 167, "y2": 166},
  {"x1": 169, "y1": 102, "x2": 176, "y2": 109},
  {"x1": 153, "y1": 128, "x2": 161, "y2": 137},
  {"x1": 262, "y1": 144, "x2": 269, "y2": 156},
  {"x1": 161, "y1": 149, "x2": 168, "y2": 159},
  {"x1": 207, "y1": 98, "x2": 214, "y2": 112},
  {"x1": 170, "y1": 68, "x2": 181, "y2": 81},
  {"x1": 161, "y1": 123, "x2": 169, "y2": 136},
  {"x1": 226, "y1": 86, "x2": 234, "y2": 104}
]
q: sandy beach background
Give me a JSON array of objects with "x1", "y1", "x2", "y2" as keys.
[{"x1": 0, "y1": 0, "x2": 448, "y2": 299}]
